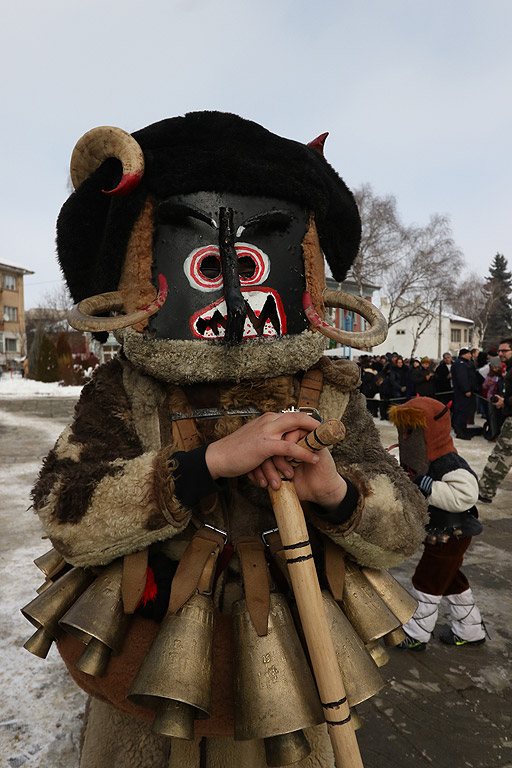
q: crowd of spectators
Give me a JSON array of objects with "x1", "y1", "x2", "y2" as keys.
[{"x1": 357, "y1": 347, "x2": 505, "y2": 440}]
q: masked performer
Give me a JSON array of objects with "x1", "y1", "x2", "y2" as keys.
[
  {"x1": 389, "y1": 396, "x2": 486, "y2": 651},
  {"x1": 27, "y1": 112, "x2": 427, "y2": 768}
]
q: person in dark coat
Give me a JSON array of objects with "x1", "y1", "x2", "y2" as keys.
[
  {"x1": 434, "y1": 352, "x2": 453, "y2": 405},
  {"x1": 411, "y1": 356, "x2": 436, "y2": 397},
  {"x1": 388, "y1": 356, "x2": 411, "y2": 406},
  {"x1": 451, "y1": 349, "x2": 477, "y2": 439}
]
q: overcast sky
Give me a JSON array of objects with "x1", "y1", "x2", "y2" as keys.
[{"x1": 2, "y1": 0, "x2": 511, "y2": 309}]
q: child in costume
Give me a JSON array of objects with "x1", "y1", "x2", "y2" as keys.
[
  {"x1": 389, "y1": 396, "x2": 486, "y2": 650},
  {"x1": 26, "y1": 113, "x2": 428, "y2": 768}
]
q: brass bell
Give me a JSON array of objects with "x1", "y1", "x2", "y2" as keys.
[
  {"x1": 364, "y1": 640, "x2": 389, "y2": 667},
  {"x1": 321, "y1": 590, "x2": 385, "y2": 707},
  {"x1": 341, "y1": 561, "x2": 400, "y2": 644},
  {"x1": 128, "y1": 592, "x2": 215, "y2": 739},
  {"x1": 264, "y1": 731, "x2": 311, "y2": 767},
  {"x1": 21, "y1": 567, "x2": 94, "y2": 658},
  {"x1": 59, "y1": 559, "x2": 130, "y2": 677},
  {"x1": 361, "y1": 567, "x2": 418, "y2": 625},
  {"x1": 34, "y1": 548, "x2": 67, "y2": 579},
  {"x1": 36, "y1": 580, "x2": 55, "y2": 595},
  {"x1": 383, "y1": 627, "x2": 406, "y2": 647},
  {"x1": 232, "y1": 592, "x2": 323, "y2": 766},
  {"x1": 361, "y1": 566, "x2": 418, "y2": 647}
]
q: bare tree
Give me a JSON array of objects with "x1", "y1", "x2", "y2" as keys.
[
  {"x1": 348, "y1": 184, "x2": 406, "y2": 296},
  {"x1": 379, "y1": 214, "x2": 463, "y2": 340},
  {"x1": 41, "y1": 282, "x2": 74, "y2": 311},
  {"x1": 448, "y1": 272, "x2": 488, "y2": 344},
  {"x1": 26, "y1": 281, "x2": 73, "y2": 353}
]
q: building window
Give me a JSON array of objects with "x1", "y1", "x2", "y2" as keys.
[
  {"x1": 464, "y1": 329, "x2": 468, "y2": 342},
  {"x1": 396, "y1": 329, "x2": 406, "y2": 335},
  {"x1": 5, "y1": 337, "x2": 17, "y2": 352},
  {"x1": 4, "y1": 306, "x2": 17, "y2": 322},
  {"x1": 451, "y1": 328, "x2": 461, "y2": 343},
  {"x1": 0, "y1": 333, "x2": 3, "y2": 353},
  {"x1": 3, "y1": 274, "x2": 16, "y2": 291}
]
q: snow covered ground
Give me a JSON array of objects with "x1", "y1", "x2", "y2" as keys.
[
  {"x1": 1, "y1": 385, "x2": 86, "y2": 767},
  {"x1": 0, "y1": 374, "x2": 83, "y2": 398}
]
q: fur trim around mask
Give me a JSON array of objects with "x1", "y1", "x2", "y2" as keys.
[{"x1": 116, "y1": 327, "x2": 327, "y2": 385}]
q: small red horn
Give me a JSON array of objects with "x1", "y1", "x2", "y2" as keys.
[{"x1": 307, "y1": 132, "x2": 329, "y2": 155}]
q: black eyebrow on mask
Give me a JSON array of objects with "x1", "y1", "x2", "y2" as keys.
[
  {"x1": 237, "y1": 209, "x2": 295, "y2": 236},
  {"x1": 156, "y1": 201, "x2": 217, "y2": 228}
]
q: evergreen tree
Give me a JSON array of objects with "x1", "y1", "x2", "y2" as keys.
[
  {"x1": 27, "y1": 326, "x2": 44, "y2": 379},
  {"x1": 482, "y1": 253, "x2": 512, "y2": 349},
  {"x1": 35, "y1": 334, "x2": 59, "y2": 382},
  {"x1": 55, "y1": 332, "x2": 75, "y2": 384}
]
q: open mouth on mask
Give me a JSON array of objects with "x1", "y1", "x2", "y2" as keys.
[{"x1": 189, "y1": 288, "x2": 286, "y2": 340}]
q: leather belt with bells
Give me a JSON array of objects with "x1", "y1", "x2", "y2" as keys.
[{"x1": 168, "y1": 525, "x2": 227, "y2": 614}]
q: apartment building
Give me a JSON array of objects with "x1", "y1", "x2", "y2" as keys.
[{"x1": 0, "y1": 259, "x2": 34, "y2": 368}]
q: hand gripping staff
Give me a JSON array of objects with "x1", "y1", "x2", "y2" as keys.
[{"x1": 267, "y1": 419, "x2": 364, "y2": 768}]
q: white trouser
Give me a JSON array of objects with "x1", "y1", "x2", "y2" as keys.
[
  {"x1": 403, "y1": 587, "x2": 442, "y2": 642},
  {"x1": 447, "y1": 588, "x2": 485, "y2": 641},
  {"x1": 404, "y1": 587, "x2": 485, "y2": 643}
]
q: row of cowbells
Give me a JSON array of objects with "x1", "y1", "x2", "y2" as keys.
[
  {"x1": 21, "y1": 549, "x2": 417, "y2": 767},
  {"x1": 21, "y1": 558, "x2": 129, "y2": 676}
]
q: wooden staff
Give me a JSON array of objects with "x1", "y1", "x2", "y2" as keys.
[{"x1": 267, "y1": 419, "x2": 364, "y2": 768}]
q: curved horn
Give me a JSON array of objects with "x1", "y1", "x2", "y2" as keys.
[
  {"x1": 307, "y1": 132, "x2": 329, "y2": 155},
  {"x1": 70, "y1": 126, "x2": 144, "y2": 196},
  {"x1": 67, "y1": 274, "x2": 168, "y2": 332},
  {"x1": 303, "y1": 290, "x2": 388, "y2": 348}
]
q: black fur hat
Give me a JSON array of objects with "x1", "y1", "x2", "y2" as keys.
[{"x1": 57, "y1": 111, "x2": 361, "y2": 303}]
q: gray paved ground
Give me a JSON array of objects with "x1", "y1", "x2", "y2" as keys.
[
  {"x1": 2, "y1": 396, "x2": 511, "y2": 767},
  {"x1": 356, "y1": 420, "x2": 512, "y2": 768}
]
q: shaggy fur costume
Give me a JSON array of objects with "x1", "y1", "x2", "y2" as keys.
[
  {"x1": 32, "y1": 356, "x2": 427, "y2": 768},
  {"x1": 34, "y1": 112, "x2": 427, "y2": 768}
]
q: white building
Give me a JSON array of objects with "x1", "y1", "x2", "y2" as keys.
[{"x1": 372, "y1": 298, "x2": 474, "y2": 359}]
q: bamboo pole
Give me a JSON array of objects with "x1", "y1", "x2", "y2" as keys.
[{"x1": 268, "y1": 419, "x2": 364, "y2": 768}]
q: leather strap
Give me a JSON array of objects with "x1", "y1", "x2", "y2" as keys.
[
  {"x1": 298, "y1": 368, "x2": 324, "y2": 410},
  {"x1": 236, "y1": 537, "x2": 271, "y2": 637},
  {"x1": 122, "y1": 549, "x2": 149, "y2": 614},
  {"x1": 168, "y1": 527, "x2": 226, "y2": 614},
  {"x1": 262, "y1": 529, "x2": 290, "y2": 586},
  {"x1": 324, "y1": 536, "x2": 346, "y2": 600}
]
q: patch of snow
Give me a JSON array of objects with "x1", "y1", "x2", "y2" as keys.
[{"x1": 0, "y1": 376, "x2": 83, "y2": 398}]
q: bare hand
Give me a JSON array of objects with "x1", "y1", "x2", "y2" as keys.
[
  {"x1": 205, "y1": 412, "x2": 321, "y2": 481},
  {"x1": 494, "y1": 395, "x2": 505, "y2": 409},
  {"x1": 205, "y1": 412, "x2": 347, "y2": 509}
]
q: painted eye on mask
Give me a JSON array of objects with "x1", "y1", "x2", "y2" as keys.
[{"x1": 183, "y1": 243, "x2": 270, "y2": 292}]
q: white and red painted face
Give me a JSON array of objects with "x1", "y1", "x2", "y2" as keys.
[{"x1": 148, "y1": 191, "x2": 309, "y2": 343}]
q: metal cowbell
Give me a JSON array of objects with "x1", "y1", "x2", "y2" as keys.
[
  {"x1": 21, "y1": 567, "x2": 95, "y2": 658},
  {"x1": 59, "y1": 559, "x2": 130, "y2": 677},
  {"x1": 232, "y1": 592, "x2": 324, "y2": 766},
  {"x1": 321, "y1": 590, "x2": 385, "y2": 707},
  {"x1": 128, "y1": 592, "x2": 215, "y2": 739}
]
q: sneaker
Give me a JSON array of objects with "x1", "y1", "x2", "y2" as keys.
[
  {"x1": 439, "y1": 629, "x2": 486, "y2": 647},
  {"x1": 478, "y1": 494, "x2": 493, "y2": 504},
  {"x1": 396, "y1": 632, "x2": 427, "y2": 651}
]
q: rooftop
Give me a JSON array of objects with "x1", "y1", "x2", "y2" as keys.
[{"x1": 0, "y1": 258, "x2": 35, "y2": 275}]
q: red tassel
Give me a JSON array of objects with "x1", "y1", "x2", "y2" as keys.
[{"x1": 138, "y1": 567, "x2": 158, "y2": 607}]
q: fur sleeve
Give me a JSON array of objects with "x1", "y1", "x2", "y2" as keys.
[
  {"x1": 31, "y1": 360, "x2": 190, "y2": 567},
  {"x1": 315, "y1": 391, "x2": 428, "y2": 568}
]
